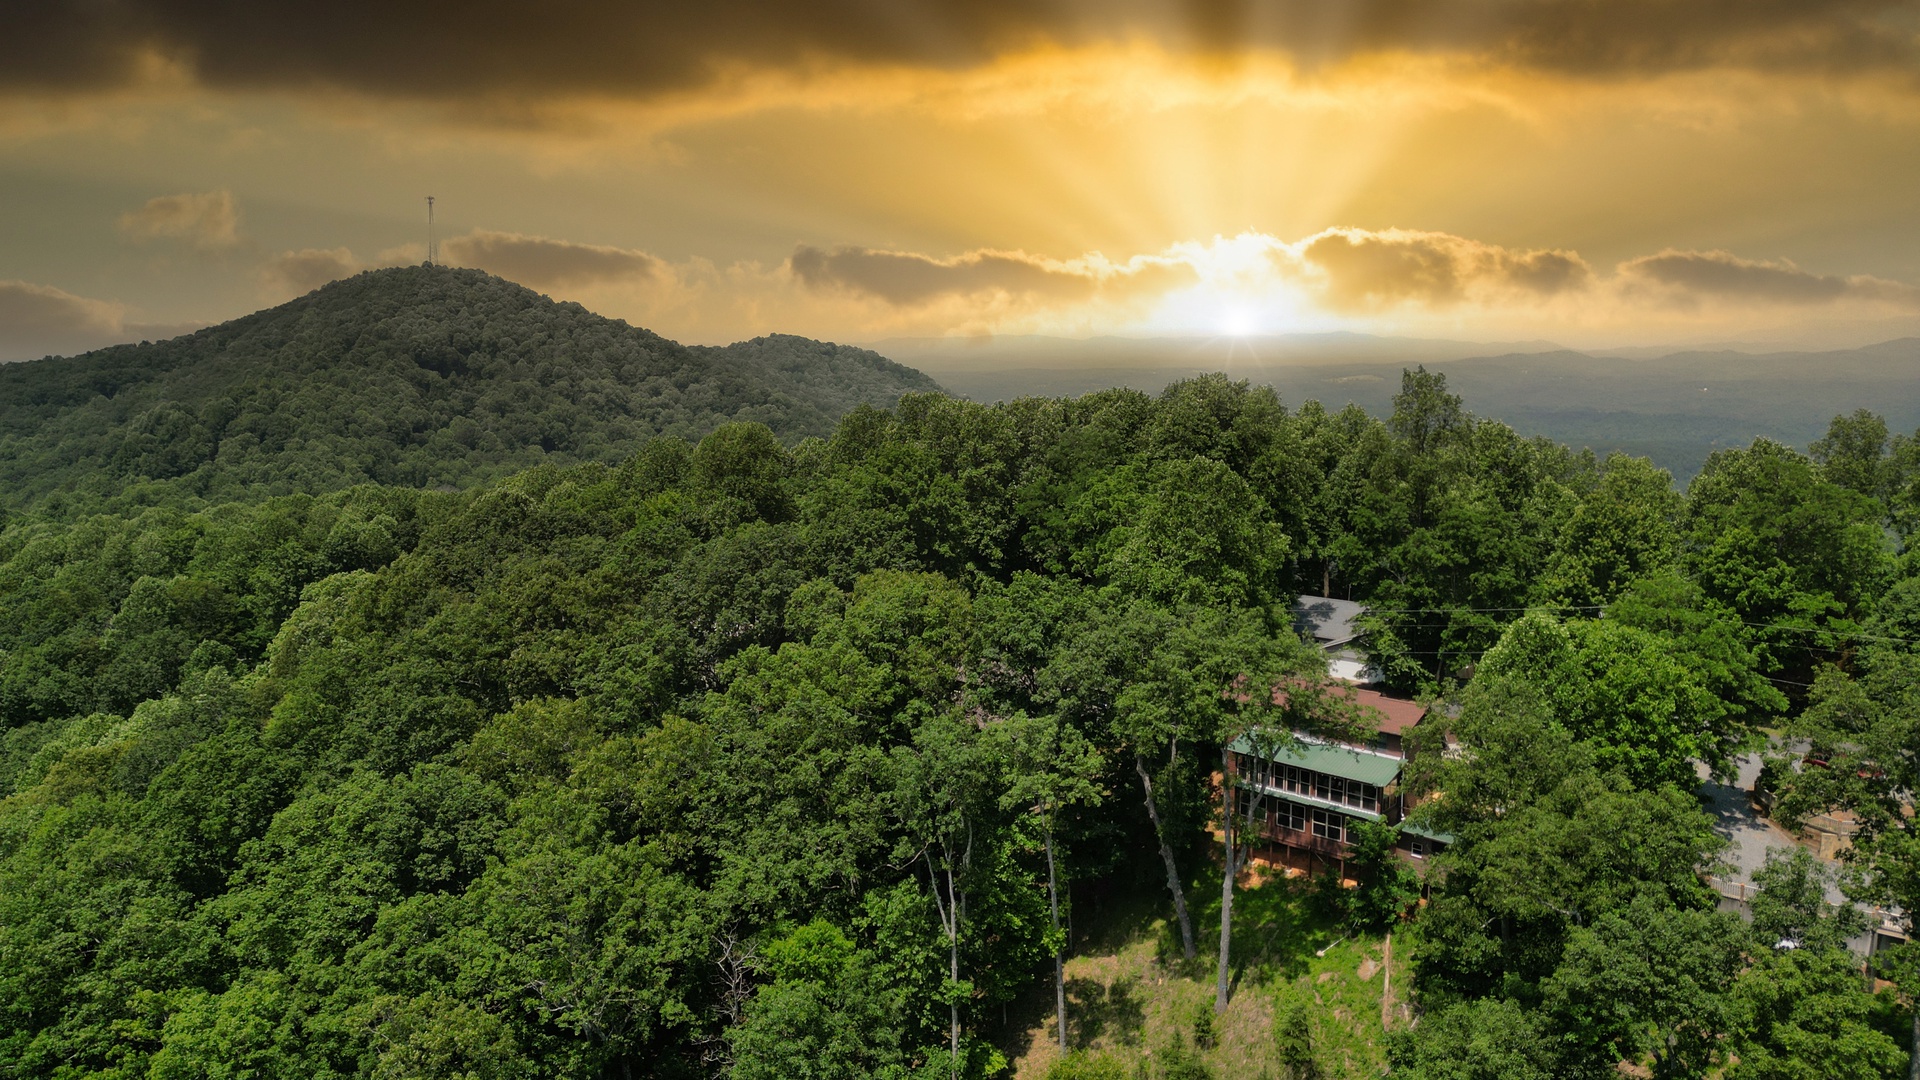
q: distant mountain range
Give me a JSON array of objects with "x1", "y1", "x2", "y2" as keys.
[
  {"x1": 879, "y1": 333, "x2": 1920, "y2": 481},
  {"x1": 0, "y1": 266, "x2": 940, "y2": 516}
]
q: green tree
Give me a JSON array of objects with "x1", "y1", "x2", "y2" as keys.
[
  {"x1": 730, "y1": 921, "x2": 909, "y2": 1080},
  {"x1": 1540, "y1": 894, "x2": 1746, "y2": 1078},
  {"x1": 1386, "y1": 997, "x2": 1556, "y2": 1080}
]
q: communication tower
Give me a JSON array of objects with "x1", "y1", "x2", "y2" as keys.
[{"x1": 425, "y1": 196, "x2": 437, "y2": 265}]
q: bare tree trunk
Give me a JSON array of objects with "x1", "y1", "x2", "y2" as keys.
[
  {"x1": 1217, "y1": 746, "x2": 1235, "y2": 1013},
  {"x1": 1136, "y1": 755, "x2": 1196, "y2": 961},
  {"x1": 1045, "y1": 817, "x2": 1067, "y2": 1052}
]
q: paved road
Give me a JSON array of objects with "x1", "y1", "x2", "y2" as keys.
[{"x1": 1696, "y1": 749, "x2": 1847, "y2": 905}]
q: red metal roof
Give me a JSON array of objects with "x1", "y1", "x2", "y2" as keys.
[
  {"x1": 1346, "y1": 687, "x2": 1428, "y2": 735},
  {"x1": 1266, "y1": 681, "x2": 1429, "y2": 736}
]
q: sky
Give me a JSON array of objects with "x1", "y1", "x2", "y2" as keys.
[{"x1": 5, "y1": 1, "x2": 1920, "y2": 359}]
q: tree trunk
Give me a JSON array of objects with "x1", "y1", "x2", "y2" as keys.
[
  {"x1": 926, "y1": 852, "x2": 962, "y2": 1080},
  {"x1": 1908, "y1": 1008, "x2": 1919, "y2": 1080},
  {"x1": 1136, "y1": 755, "x2": 1196, "y2": 961},
  {"x1": 1045, "y1": 818, "x2": 1068, "y2": 1052},
  {"x1": 948, "y1": 864, "x2": 961, "y2": 1080},
  {"x1": 1217, "y1": 746, "x2": 1235, "y2": 1013}
]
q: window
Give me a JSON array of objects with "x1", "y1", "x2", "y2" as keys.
[
  {"x1": 1410, "y1": 839, "x2": 1426, "y2": 859},
  {"x1": 1330, "y1": 776, "x2": 1347, "y2": 804},
  {"x1": 1351, "y1": 782, "x2": 1377, "y2": 812},
  {"x1": 1284, "y1": 765, "x2": 1301, "y2": 793},
  {"x1": 1276, "y1": 801, "x2": 1305, "y2": 832},
  {"x1": 1312, "y1": 808, "x2": 1343, "y2": 842},
  {"x1": 1235, "y1": 788, "x2": 1255, "y2": 820},
  {"x1": 1314, "y1": 772, "x2": 1333, "y2": 801}
]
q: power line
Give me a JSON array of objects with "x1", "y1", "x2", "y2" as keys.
[{"x1": 1359, "y1": 605, "x2": 1920, "y2": 649}]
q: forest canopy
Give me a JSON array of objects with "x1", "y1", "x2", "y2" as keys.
[{"x1": 2, "y1": 367, "x2": 1919, "y2": 1078}]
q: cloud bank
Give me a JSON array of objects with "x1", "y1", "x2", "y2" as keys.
[
  {"x1": 441, "y1": 232, "x2": 663, "y2": 290},
  {"x1": 244, "y1": 224, "x2": 1920, "y2": 345},
  {"x1": 1616, "y1": 249, "x2": 1920, "y2": 308},
  {"x1": 791, "y1": 245, "x2": 1194, "y2": 305}
]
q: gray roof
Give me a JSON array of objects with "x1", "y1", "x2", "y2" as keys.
[{"x1": 1291, "y1": 595, "x2": 1367, "y2": 647}]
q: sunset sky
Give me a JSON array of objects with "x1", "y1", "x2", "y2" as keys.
[{"x1": 5, "y1": 1, "x2": 1920, "y2": 359}]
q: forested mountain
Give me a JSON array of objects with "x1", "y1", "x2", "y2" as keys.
[
  {"x1": 3, "y1": 371, "x2": 1919, "y2": 1078},
  {"x1": 0, "y1": 265, "x2": 940, "y2": 518}
]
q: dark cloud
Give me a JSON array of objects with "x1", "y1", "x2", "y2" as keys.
[
  {"x1": 441, "y1": 231, "x2": 663, "y2": 290},
  {"x1": 0, "y1": 280, "x2": 126, "y2": 360},
  {"x1": 1617, "y1": 249, "x2": 1920, "y2": 307},
  {"x1": 1301, "y1": 229, "x2": 1591, "y2": 310},
  {"x1": 791, "y1": 245, "x2": 1193, "y2": 305},
  {"x1": 3, "y1": 1, "x2": 1913, "y2": 101}
]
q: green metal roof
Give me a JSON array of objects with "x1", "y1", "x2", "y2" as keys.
[
  {"x1": 1228, "y1": 733, "x2": 1404, "y2": 788},
  {"x1": 1400, "y1": 820, "x2": 1456, "y2": 845}
]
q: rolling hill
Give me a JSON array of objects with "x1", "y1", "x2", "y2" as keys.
[{"x1": 0, "y1": 265, "x2": 942, "y2": 516}]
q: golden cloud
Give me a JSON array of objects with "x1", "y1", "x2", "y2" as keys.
[
  {"x1": 1293, "y1": 228, "x2": 1592, "y2": 310},
  {"x1": 117, "y1": 190, "x2": 241, "y2": 250}
]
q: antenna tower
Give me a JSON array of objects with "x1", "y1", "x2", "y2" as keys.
[{"x1": 425, "y1": 195, "x2": 437, "y2": 266}]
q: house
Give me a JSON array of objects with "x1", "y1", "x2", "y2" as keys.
[
  {"x1": 1226, "y1": 685, "x2": 1450, "y2": 878},
  {"x1": 1291, "y1": 594, "x2": 1378, "y2": 684}
]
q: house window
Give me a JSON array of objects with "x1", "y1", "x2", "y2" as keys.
[
  {"x1": 1314, "y1": 772, "x2": 1333, "y2": 801},
  {"x1": 1410, "y1": 839, "x2": 1426, "y2": 859},
  {"x1": 1235, "y1": 788, "x2": 1255, "y2": 820},
  {"x1": 1330, "y1": 776, "x2": 1347, "y2": 804},
  {"x1": 1351, "y1": 782, "x2": 1377, "y2": 812},
  {"x1": 1285, "y1": 765, "x2": 1302, "y2": 793},
  {"x1": 1276, "y1": 801, "x2": 1305, "y2": 832},
  {"x1": 1312, "y1": 808, "x2": 1343, "y2": 842}
]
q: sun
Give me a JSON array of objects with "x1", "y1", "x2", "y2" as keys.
[{"x1": 1217, "y1": 305, "x2": 1258, "y2": 337}]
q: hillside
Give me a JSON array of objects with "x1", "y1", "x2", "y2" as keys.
[{"x1": 0, "y1": 265, "x2": 941, "y2": 516}]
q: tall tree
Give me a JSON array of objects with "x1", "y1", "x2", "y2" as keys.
[{"x1": 991, "y1": 712, "x2": 1102, "y2": 1053}]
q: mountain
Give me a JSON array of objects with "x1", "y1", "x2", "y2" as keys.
[
  {"x1": 884, "y1": 333, "x2": 1920, "y2": 482},
  {"x1": 0, "y1": 265, "x2": 941, "y2": 516}
]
